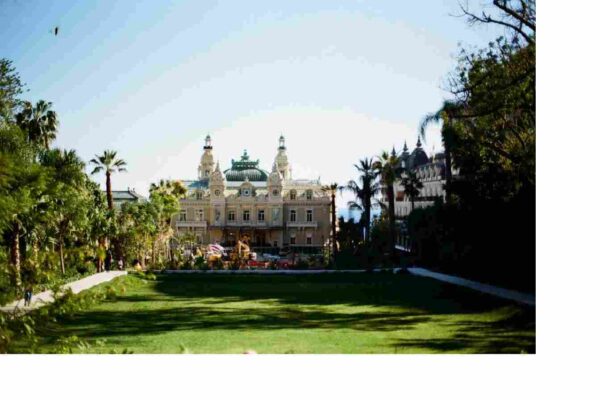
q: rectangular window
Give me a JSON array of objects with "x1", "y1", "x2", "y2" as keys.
[
  {"x1": 290, "y1": 210, "x2": 297, "y2": 222},
  {"x1": 290, "y1": 235, "x2": 296, "y2": 245},
  {"x1": 306, "y1": 190, "x2": 313, "y2": 200},
  {"x1": 228, "y1": 211, "x2": 235, "y2": 221},
  {"x1": 243, "y1": 210, "x2": 250, "y2": 221},
  {"x1": 306, "y1": 209, "x2": 313, "y2": 222},
  {"x1": 258, "y1": 210, "x2": 265, "y2": 221},
  {"x1": 306, "y1": 235, "x2": 312, "y2": 245},
  {"x1": 195, "y1": 209, "x2": 204, "y2": 221},
  {"x1": 179, "y1": 211, "x2": 186, "y2": 222}
]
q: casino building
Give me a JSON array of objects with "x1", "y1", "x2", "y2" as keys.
[
  {"x1": 171, "y1": 135, "x2": 331, "y2": 253},
  {"x1": 394, "y1": 138, "x2": 449, "y2": 217}
]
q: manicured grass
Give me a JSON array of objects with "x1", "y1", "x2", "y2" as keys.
[{"x1": 36, "y1": 273, "x2": 535, "y2": 354}]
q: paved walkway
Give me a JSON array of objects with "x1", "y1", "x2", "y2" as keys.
[
  {"x1": 0, "y1": 271, "x2": 127, "y2": 313},
  {"x1": 406, "y1": 267, "x2": 535, "y2": 306}
]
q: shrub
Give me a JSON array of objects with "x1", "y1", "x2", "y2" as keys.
[{"x1": 193, "y1": 256, "x2": 207, "y2": 270}]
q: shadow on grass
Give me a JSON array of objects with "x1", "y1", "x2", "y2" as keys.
[
  {"x1": 39, "y1": 274, "x2": 535, "y2": 353},
  {"x1": 151, "y1": 273, "x2": 513, "y2": 313}
]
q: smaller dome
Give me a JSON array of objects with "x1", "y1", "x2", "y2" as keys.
[{"x1": 408, "y1": 147, "x2": 429, "y2": 169}]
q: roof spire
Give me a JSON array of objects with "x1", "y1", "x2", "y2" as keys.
[
  {"x1": 403, "y1": 140, "x2": 408, "y2": 152},
  {"x1": 278, "y1": 134, "x2": 286, "y2": 150},
  {"x1": 416, "y1": 136, "x2": 422, "y2": 148},
  {"x1": 204, "y1": 134, "x2": 213, "y2": 149}
]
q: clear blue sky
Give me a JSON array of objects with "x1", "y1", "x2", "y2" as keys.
[{"x1": 1, "y1": 0, "x2": 502, "y2": 215}]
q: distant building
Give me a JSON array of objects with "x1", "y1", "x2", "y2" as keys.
[
  {"x1": 171, "y1": 135, "x2": 331, "y2": 253},
  {"x1": 108, "y1": 189, "x2": 146, "y2": 209},
  {"x1": 394, "y1": 138, "x2": 448, "y2": 217}
]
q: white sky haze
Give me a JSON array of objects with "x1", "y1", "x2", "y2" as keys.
[{"x1": 0, "y1": 0, "x2": 503, "y2": 209}]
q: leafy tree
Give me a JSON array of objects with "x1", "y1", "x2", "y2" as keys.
[
  {"x1": 0, "y1": 59, "x2": 25, "y2": 125},
  {"x1": 345, "y1": 158, "x2": 380, "y2": 244},
  {"x1": 89, "y1": 150, "x2": 127, "y2": 210},
  {"x1": 0, "y1": 125, "x2": 46, "y2": 289},
  {"x1": 420, "y1": 100, "x2": 460, "y2": 201},
  {"x1": 400, "y1": 171, "x2": 423, "y2": 215},
  {"x1": 321, "y1": 183, "x2": 341, "y2": 264},
  {"x1": 149, "y1": 179, "x2": 187, "y2": 265},
  {"x1": 116, "y1": 201, "x2": 158, "y2": 268},
  {"x1": 374, "y1": 149, "x2": 403, "y2": 257},
  {"x1": 16, "y1": 100, "x2": 59, "y2": 150},
  {"x1": 407, "y1": 0, "x2": 535, "y2": 289},
  {"x1": 39, "y1": 149, "x2": 89, "y2": 274},
  {"x1": 337, "y1": 217, "x2": 362, "y2": 251}
]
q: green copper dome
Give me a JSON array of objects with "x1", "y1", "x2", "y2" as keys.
[{"x1": 223, "y1": 150, "x2": 268, "y2": 182}]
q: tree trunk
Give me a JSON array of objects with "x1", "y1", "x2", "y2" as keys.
[
  {"x1": 444, "y1": 146, "x2": 452, "y2": 202},
  {"x1": 32, "y1": 240, "x2": 39, "y2": 271},
  {"x1": 9, "y1": 221, "x2": 22, "y2": 290},
  {"x1": 106, "y1": 172, "x2": 113, "y2": 210},
  {"x1": 365, "y1": 205, "x2": 371, "y2": 243},
  {"x1": 59, "y1": 238, "x2": 65, "y2": 275},
  {"x1": 152, "y1": 240, "x2": 156, "y2": 266},
  {"x1": 331, "y1": 193, "x2": 337, "y2": 263},
  {"x1": 387, "y1": 183, "x2": 396, "y2": 261}
]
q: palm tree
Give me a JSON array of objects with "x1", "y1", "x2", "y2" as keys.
[
  {"x1": 90, "y1": 150, "x2": 127, "y2": 210},
  {"x1": 149, "y1": 179, "x2": 187, "y2": 199},
  {"x1": 346, "y1": 157, "x2": 379, "y2": 243},
  {"x1": 374, "y1": 149, "x2": 403, "y2": 258},
  {"x1": 16, "y1": 100, "x2": 59, "y2": 150},
  {"x1": 401, "y1": 171, "x2": 423, "y2": 214},
  {"x1": 321, "y1": 183, "x2": 342, "y2": 264},
  {"x1": 40, "y1": 149, "x2": 87, "y2": 274},
  {"x1": 420, "y1": 100, "x2": 460, "y2": 201}
]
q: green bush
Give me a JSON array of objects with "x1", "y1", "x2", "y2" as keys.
[{"x1": 193, "y1": 256, "x2": 207, "y2": 270}]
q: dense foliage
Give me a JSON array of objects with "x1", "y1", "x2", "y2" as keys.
[
  {"x1": 411, "y1": 0, "x2": 535, "y2": 290},
  {"x1": 0, "y1": 59, "x2": 188, "y2": 306}
]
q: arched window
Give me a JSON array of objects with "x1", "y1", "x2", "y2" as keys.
[{"x1": 290, "y1": 190, "x2": 297, "y2": 200}]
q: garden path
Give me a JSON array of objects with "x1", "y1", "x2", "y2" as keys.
[
  {"x1": 0, "y1": 271, "x2": 127, "y2": 313},
  {"x1": 406, "y1": 267, "x2": 535, "y2": 306}
]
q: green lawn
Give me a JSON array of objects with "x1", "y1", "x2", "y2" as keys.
[{"x1": 36, "y1": 273, "x2": 535, "y2": 354}]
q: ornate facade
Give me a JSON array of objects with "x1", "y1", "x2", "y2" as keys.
[
  {"x1": 172, "y1": 135, "x2": 331, "y2": 253},
  {"x1": 394, "y1": 138, "x2": 448, "y2": 217}
]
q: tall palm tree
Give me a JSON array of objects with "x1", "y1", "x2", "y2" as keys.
[
  {"x1": 346, "y1": 157, "x2": 379, "y2": 243},
  {"x1": 401, "y1": 171, "x2": 423, "y2": 214},
  {"x1": 374, "y1": 148, "x2": 403, "y2": 258},
  {"x1": 16, "y1": 100, "x2": 59, "y2": 150},
  {"x1": 420, "y1": 100, "x2": 460, "y2": 201},
  {"x1": 90, "y1": 150, "x2": 127, "y2": 210},
  {"x1": 321, "y1": 183, "x2": 341, "y2": 264}
]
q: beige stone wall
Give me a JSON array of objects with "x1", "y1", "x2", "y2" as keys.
[{"x1": 173, "y1": 192, "x2": 331, "y2": 249}]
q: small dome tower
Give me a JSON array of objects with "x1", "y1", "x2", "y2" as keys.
[
  {"x1": 268, "y1": 162, "x2": 283, "y2": 198},
  {"x1": 275, "y1": 134, "x2": 290, "y2": 180},
  {"x1": 199, "y1": 134, "x2": 215, "y2": 179}
]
